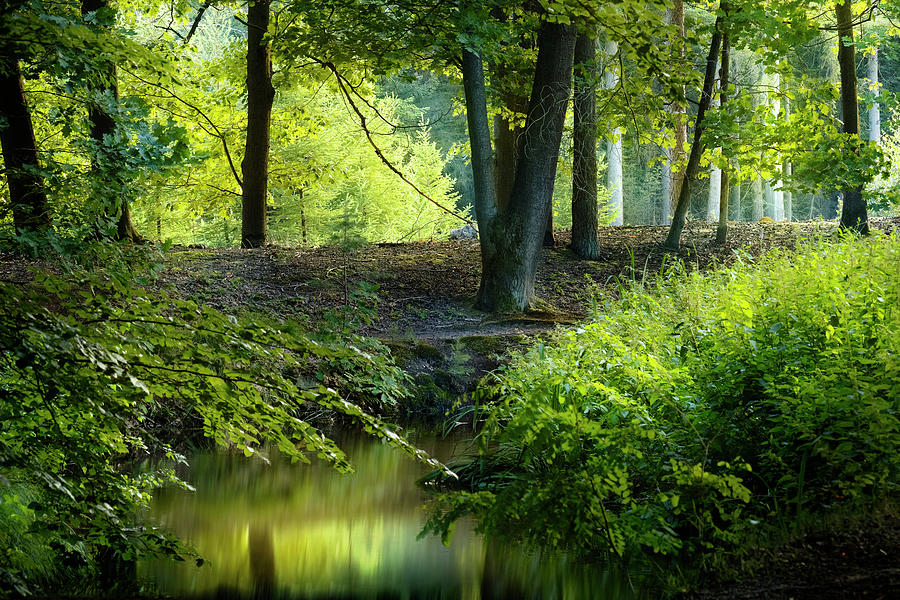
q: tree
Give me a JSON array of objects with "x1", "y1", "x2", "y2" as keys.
[
  {"x1": 716, "y1": 14, "x2": 731, "y2": 244},
  {"x1": 660, "y1": 0, "x2": 686, "y2": 226},
  {"x1": 241, "y1": 0, "x2": 274, "y2": 248},
  {"x1": 571, "y1": 32, "x2": 599, "y2": 259},
  {"x1": 604, "y1": 39, "x2": 624, "y2": 227},
  {"x1": 81, "y1": 0, "x2": 143, "y2": 242},
  {"x1": 835, "y1": 0, "x2": 868, "y2": 233},
  {"x1": 464, "y1": 18, "x2": 576, "y2": 312},
  {"x1": 0, "y1": 53, "x2": 49, "y2": 233},
  {"x1": 663, "y1": 13, "x2": 723, "y2": 251}
]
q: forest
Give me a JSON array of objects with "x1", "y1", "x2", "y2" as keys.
[{"x1": 1, "y1": 0, "x2": 899, "y2": 598}]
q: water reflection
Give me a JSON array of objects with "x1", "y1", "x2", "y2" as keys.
[{"x1": 141, "y1": 432, "x2": 651, "y2": 599}]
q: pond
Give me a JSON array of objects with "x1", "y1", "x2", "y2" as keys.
[{"x1": 141, "y1": 431, "x2": 657, "y2": 599}]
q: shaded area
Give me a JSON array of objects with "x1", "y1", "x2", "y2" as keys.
[{"x1": 680, "y1": 517, "x2": 900, "y2": 600}]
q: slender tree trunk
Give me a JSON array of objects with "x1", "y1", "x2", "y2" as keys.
[
  {"x1": 604, "y1": 39, "x2": 623, "y2": 226},
  {"x1": 732, "y1": 181, "x2": 741, "y2": 221},
  {"x1": 661, "y1": 0, "x2": 686, "y2": 226},
  {"x1": 783, "y1": 95, "x2": 792, "y2": 221},
  {"x1": 663, "y1": 16, "x2": 722, "y2": 250},
  {"x1": 571, "y1": 32, "x2": 599, "y2": 259},
  {"x1": 241, "y1": 0, "x2": 274, "y2": 248},
  {"x1": 836, "y1": 0, "x2": 868, "y2": 233},
  {"x1": 707, "y1": 101, "x2": 721, "y2": 222},
  {"x1": 0, "y1": 55, "x2": 49, "y2": 233},
  {"x1": 770, "y1": 72, "x2": 784, "y2": 221},
  {"x1": 868, "y1": 47, "x2": 881, "y2": 143},
  {"x1": 716, "y1": 19, "x2": 730, "y2": 244},
  {"x1": 466, "y1": 21, "x2": 576, "y2": 312},
  {"x1": 82, "y1": 0, "x2": 143, "y2": 242}
]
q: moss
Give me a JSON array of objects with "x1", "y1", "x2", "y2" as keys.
[
  {"x1": 459, "y1": 335, "x2": 506, "y2": 355},
  {"x1": 382, "y1": 340, "x2": 442, "y2": 365},
  {"x1": 412, "y1": 341, "x2": 443, "y2": 360}
]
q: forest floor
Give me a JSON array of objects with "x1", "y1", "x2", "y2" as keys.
[{"x1": 162, "y1": 219, "x2": 895, "y2": 339}]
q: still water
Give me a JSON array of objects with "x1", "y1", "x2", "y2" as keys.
[{"x1": 141, "y1": 432, "x2": 654, "y2": 599}]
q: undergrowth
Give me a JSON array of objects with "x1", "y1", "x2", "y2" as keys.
[
  {"x1": 0, "y1": 241, "x2": 438, "y2": 597},
  {"x1": 423, "y1": 232, "x2": 900, "y2": 586}
]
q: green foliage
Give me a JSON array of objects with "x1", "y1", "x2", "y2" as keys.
[
  {"x1": 0, "y1": 244, "x2": 444, "y2": 595},
  {"x1": 424, "y1": 233, "x2": 900, "y2": 566},
  {"x1": 867, "y1": 116, "x2": 900, "y2": 214}
]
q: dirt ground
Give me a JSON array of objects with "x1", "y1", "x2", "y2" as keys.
[{"x1": 159, "y1": 219, "x2": 897, "y2": 342}]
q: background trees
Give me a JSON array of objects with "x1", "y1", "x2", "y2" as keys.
[{"x1": 1, "y1": 0, "x2": 898, "y2": 275}]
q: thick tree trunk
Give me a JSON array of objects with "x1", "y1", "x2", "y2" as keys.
[
  {"x1": 468, "y1": 21, "x2": 576, "y2": 312},
  {"x1": 716, "y1": 21, "x2": 730, "y2": 245},
  {"x1": 836, "y1": 0, "x2": 868, "y2": 234},
  {"x1": 0, "y1": 55, "x2": 49, "y2": 232},
  {"x1": 82, "y1": 0, "x2": 143, "y2": 242},
  {"x1": 493, "y1": 113, "x2": 520, "y2": 213},
  {"x1": 241, "y1": 0, "x2": 274, "y2": 248},
  {"x1": 571, "y1": 33, "x2": 599, "y2": 259},
  {"x1": 752, "y1": 177, "x2": 764, "y2": 220},
  {"x1": 605, "y1": 39, "x2": 623, "y2": 226},
  {"x1": 663, "y1": 16, "x2": 722, "y2": 250}
]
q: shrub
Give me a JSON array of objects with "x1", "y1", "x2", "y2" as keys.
[
  {"x1": 424, "y1": 232, "x2": 900, "y2": 566},
  {"x1": 0, "y1": 246, "x2": 442, "y2": 596}
]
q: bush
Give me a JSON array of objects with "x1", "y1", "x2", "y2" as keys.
[
  {"x1": 424, "y1": 232, "x2": 900, "y2": 567},
  {"x1": 0, "y1": 245, "x2": 442, "y2": 596}
]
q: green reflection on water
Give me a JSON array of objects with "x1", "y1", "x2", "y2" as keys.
[{"x1": 141, "y1": 433, "x2": 648, "y2": 599}]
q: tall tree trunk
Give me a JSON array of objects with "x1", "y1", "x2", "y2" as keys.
[
  {"x1": 732, "y1": 181, "x2": 741, "y2": 221},
  {"x1": 663, "y1": 16, "x2": 722, "y2": 250},
  {"x1": 707, "y1": 101, "x2": 721, "y2": 222},
  {"x1": 604, "y1": 39, "x2": 623, "y2": 226},
  {"x1": 661, "y1": 0, "x2": 686, "y2": 226},
  {"x1": 716, "y1": 18, "x2": 730, "y2": 244},
  {"x1": 0, "y1": 54, "x2": 49, "y2": 233},
  {"x1": 836, "y1": 0, "x2": 868, "y2": 233},
  {"x1": 241, "y1": 0, "x2": 274, "y2": 248},
  {"x1": 82, "y1": 0, "x2": 142, "y2": 242},
  {"x1": 770, "y1": 72, "x2": 784, "y2": 221},
  {"x1": 868, "y1": 47, "x2": 881, "y2": 143},
  {"x1": 571, "y1": 32, "x2": 599, "y2": 259},
  {"x1": 466, "y1": 21, "x2": 576, "y2": 312},
  {"x1": 783, "y1": 94, "x2": 792, "y2": 221}
]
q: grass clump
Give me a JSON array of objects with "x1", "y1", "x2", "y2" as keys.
[{"x1": 423, "y1": 232, "x2": 900, "y2": 574}]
